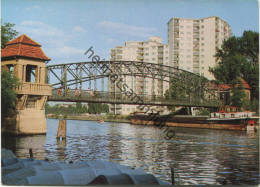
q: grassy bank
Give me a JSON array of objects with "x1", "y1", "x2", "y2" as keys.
[{"x1": 46, "y1": 114, "x2": 130, "y2": 123}]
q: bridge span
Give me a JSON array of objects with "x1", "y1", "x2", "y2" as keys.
[{"x1": 47, "y1": 60, "x2": 221, "y2": 108}]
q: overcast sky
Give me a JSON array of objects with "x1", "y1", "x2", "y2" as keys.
[{"x1": 2, "y1": 0, "x2": 259, "y2": 64}]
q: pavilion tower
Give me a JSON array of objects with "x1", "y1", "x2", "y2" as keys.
[{"x1": 1, "y1": 34, "x2": 52, "y2": 135}]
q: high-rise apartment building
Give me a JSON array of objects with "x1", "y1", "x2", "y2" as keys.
[
  {"x1": 109, "y1": 36, "x2": 169, "y2": 115},
  {"x1": 168, "y1": 16, "x2": 232, "y2": 79}
]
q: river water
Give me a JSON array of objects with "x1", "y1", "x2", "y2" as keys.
[{"x1": 2, "y1": 119, "x2": 259, "y2": 185}]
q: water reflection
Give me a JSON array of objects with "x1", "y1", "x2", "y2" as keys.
[
  {"x1": 2, "y1": 119, "x2": 259, "y2": 185},
  {"x1": 56, "y1": 139, "x2": 66, "y2": 160}
]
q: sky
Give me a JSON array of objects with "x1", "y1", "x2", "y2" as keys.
[{"x1": 2, "y1": 0, "x2": 259, "y2": 65}]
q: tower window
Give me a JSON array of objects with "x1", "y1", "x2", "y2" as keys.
[{"x1": 26, "y1": 65, "x2": 37, "y2": 83}]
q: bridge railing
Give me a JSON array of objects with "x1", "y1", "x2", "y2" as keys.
[{"x1": 49, "y1": 89, "x2": 220, "y2": 107}]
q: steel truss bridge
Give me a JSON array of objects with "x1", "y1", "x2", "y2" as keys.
[{"x1": 47, "y1": 61, "x2": 221, "y2": 108}]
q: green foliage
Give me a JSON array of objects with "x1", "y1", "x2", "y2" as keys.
[
  {"x1": 45, "y1": 102, "x2": 109, "y2": 115},
  {"x1": 197, "y1": 108, "x2": 210, "y2": 116},
  {"x1": 209, "y1": 54, "x2": 246, "y2": 84},
  {"x1": 249, "y1": 99, "x2": 259, "y2": 113},
  {"x1": 1, "y1": 22, "x2": 18, "y2": 48},
  {"x1": 88, "y1": 103, "x2": 109, "y2": 114},
  {"x1": 210, "y1": 30, "x2": 259, "y2": 101},
  {"x1": 165, "y1": 72, "x2": 207, "y2": 111},
  {"x1": 1, "y1": 71, "x2": 19, "y2": 120},
  {"x1": 229, "y1": 86, "x2": 247, "y2": 108}
]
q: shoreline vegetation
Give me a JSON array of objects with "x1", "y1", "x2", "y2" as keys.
[{"x1": 46, "y1": 113, "x2": 131, "y2": 123}]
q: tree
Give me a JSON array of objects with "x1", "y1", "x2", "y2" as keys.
[
  {"x1": 1, "y1": 71, "x2": 19, "y2": 120},
  {"x1": 1, "y1": 22, "x2": 18, "y2": 48},
  {"x1": 88, "y1": 103, "x2": 109, "y2": 114},
  {"x1": 165, "y1": 72, "x2": 208, "y2": 111},
  {"x1": 229, "y1": 86, "x2": 247, "y2": 109},
  {"x1": 209, "y1": 30, "x2": 259, "y2": 109}
]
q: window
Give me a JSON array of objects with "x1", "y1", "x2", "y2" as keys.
[
  {"x1": 187, "y1": 55, "x2": 191, "y2": 58},
  {"x1": 201, "y1": 43, "x2": 204, "y2": 46},
  {"x1": 201, "y1": 37, "x2": 204, "y2": 40},
  {"x1": 145, "y1": 53, "x2": 149, "y2": 56},
  {"x1": 152, "y1": 58, "x2": 155, "y2": 61},
  {"x1": 7, "y1": 65, "x2": 14, "y2": 75},
  {"x1": 26, "y1": 65, "x2": 37, "y2": 83},
  {"x1": 187, "y1": 32, "x2": 191, "y2": 35}
]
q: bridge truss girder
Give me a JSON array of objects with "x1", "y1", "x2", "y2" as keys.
[{"x1": 46, "y1": 61, "x2": 221, "y2": 107}]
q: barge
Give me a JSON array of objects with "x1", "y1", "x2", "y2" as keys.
[{"x1": 130, "y1": 110, "x2": 259, "y2": 131}]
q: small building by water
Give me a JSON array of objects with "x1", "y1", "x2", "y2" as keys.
[{"x1": 1, "y1": 34, "x2": 52, "y2": 135}]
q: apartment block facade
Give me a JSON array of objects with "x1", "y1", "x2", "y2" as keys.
[
  {"x1": 168, "y1": 16, "x2": 232, "y2": 79},
  {"x1": 109, "y1": 36, "x2": 169, "y2": 115}
]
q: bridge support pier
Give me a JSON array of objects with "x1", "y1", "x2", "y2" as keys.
[
  {"x1": 2, "y1": 95, "x2": 49, "y2": 135},
  {"x1": 17, "y1": 109, "x2": 47, "y2": 134}
]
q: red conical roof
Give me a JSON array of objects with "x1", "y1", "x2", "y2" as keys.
[{"x1": 1, "y1": 34, "x2": 50, "y2": 61}]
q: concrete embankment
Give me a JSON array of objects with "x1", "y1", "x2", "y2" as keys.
[{"x1": 2, "y1": 149, "x2": 169, "y2": 185}]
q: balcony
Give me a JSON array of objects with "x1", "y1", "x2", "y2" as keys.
[
  {"x1": 158, "y1": 48, "x2": 164, "y2": 53},
  {"x1": 193, "y1": 26, "x2": 200, "y2": 31},
  {"x1": 193, "y1": 51, "x2": 200, "y2": 56},
  {"x1": 116, "y1": 55, "x2": 122, "y2": 60},
  {"x1": 193, "y1": 57, "x2": 199, "y2": 61},
  {"x1": 158, "y1": 59, "x2": 163, "y2": 64},
  {"x1": 16, "y1": 82, "x2": 52, "y2": 96},
  {"x1": 158, "y1": 54, "x2": 164, "y2": 58},
  {"x1": 137, "y1": 50, "x2": 143, "y2": 54},
  {"x1": 137, "y1": 56, "x2": 144, "y2": 60},
  {"x1": 116, "y1": 49, "x2": 123, "y2": 53},
  {"x1": 174, "y1": 26, "x2": 179, "y2": 31}
]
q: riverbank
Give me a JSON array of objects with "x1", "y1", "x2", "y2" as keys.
[{"x1": 46, "y1": 114, "x2": 130, "y2": 123}]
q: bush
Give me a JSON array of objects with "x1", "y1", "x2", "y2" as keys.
[
  {"x1": 197, "y1": 108, "x2": 210, "y2": 116},
  {"x1": 1, "y1": 71, "x2": 19, "y2": 120}
]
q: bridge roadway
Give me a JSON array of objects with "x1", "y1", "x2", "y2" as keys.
[{"x1": 48, "y1": 89, "x2": 220, "y2": 108}]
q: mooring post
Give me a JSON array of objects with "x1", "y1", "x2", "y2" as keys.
[
  {"x1": 56, "y1": 119, "x2": 67, "y2": 139},
  {"x1": 171, "y1": 167, "x2": 175, "y2": 185},
  {"x1": 29, "y1": 148, "x2": 33, "y2": 159}
]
